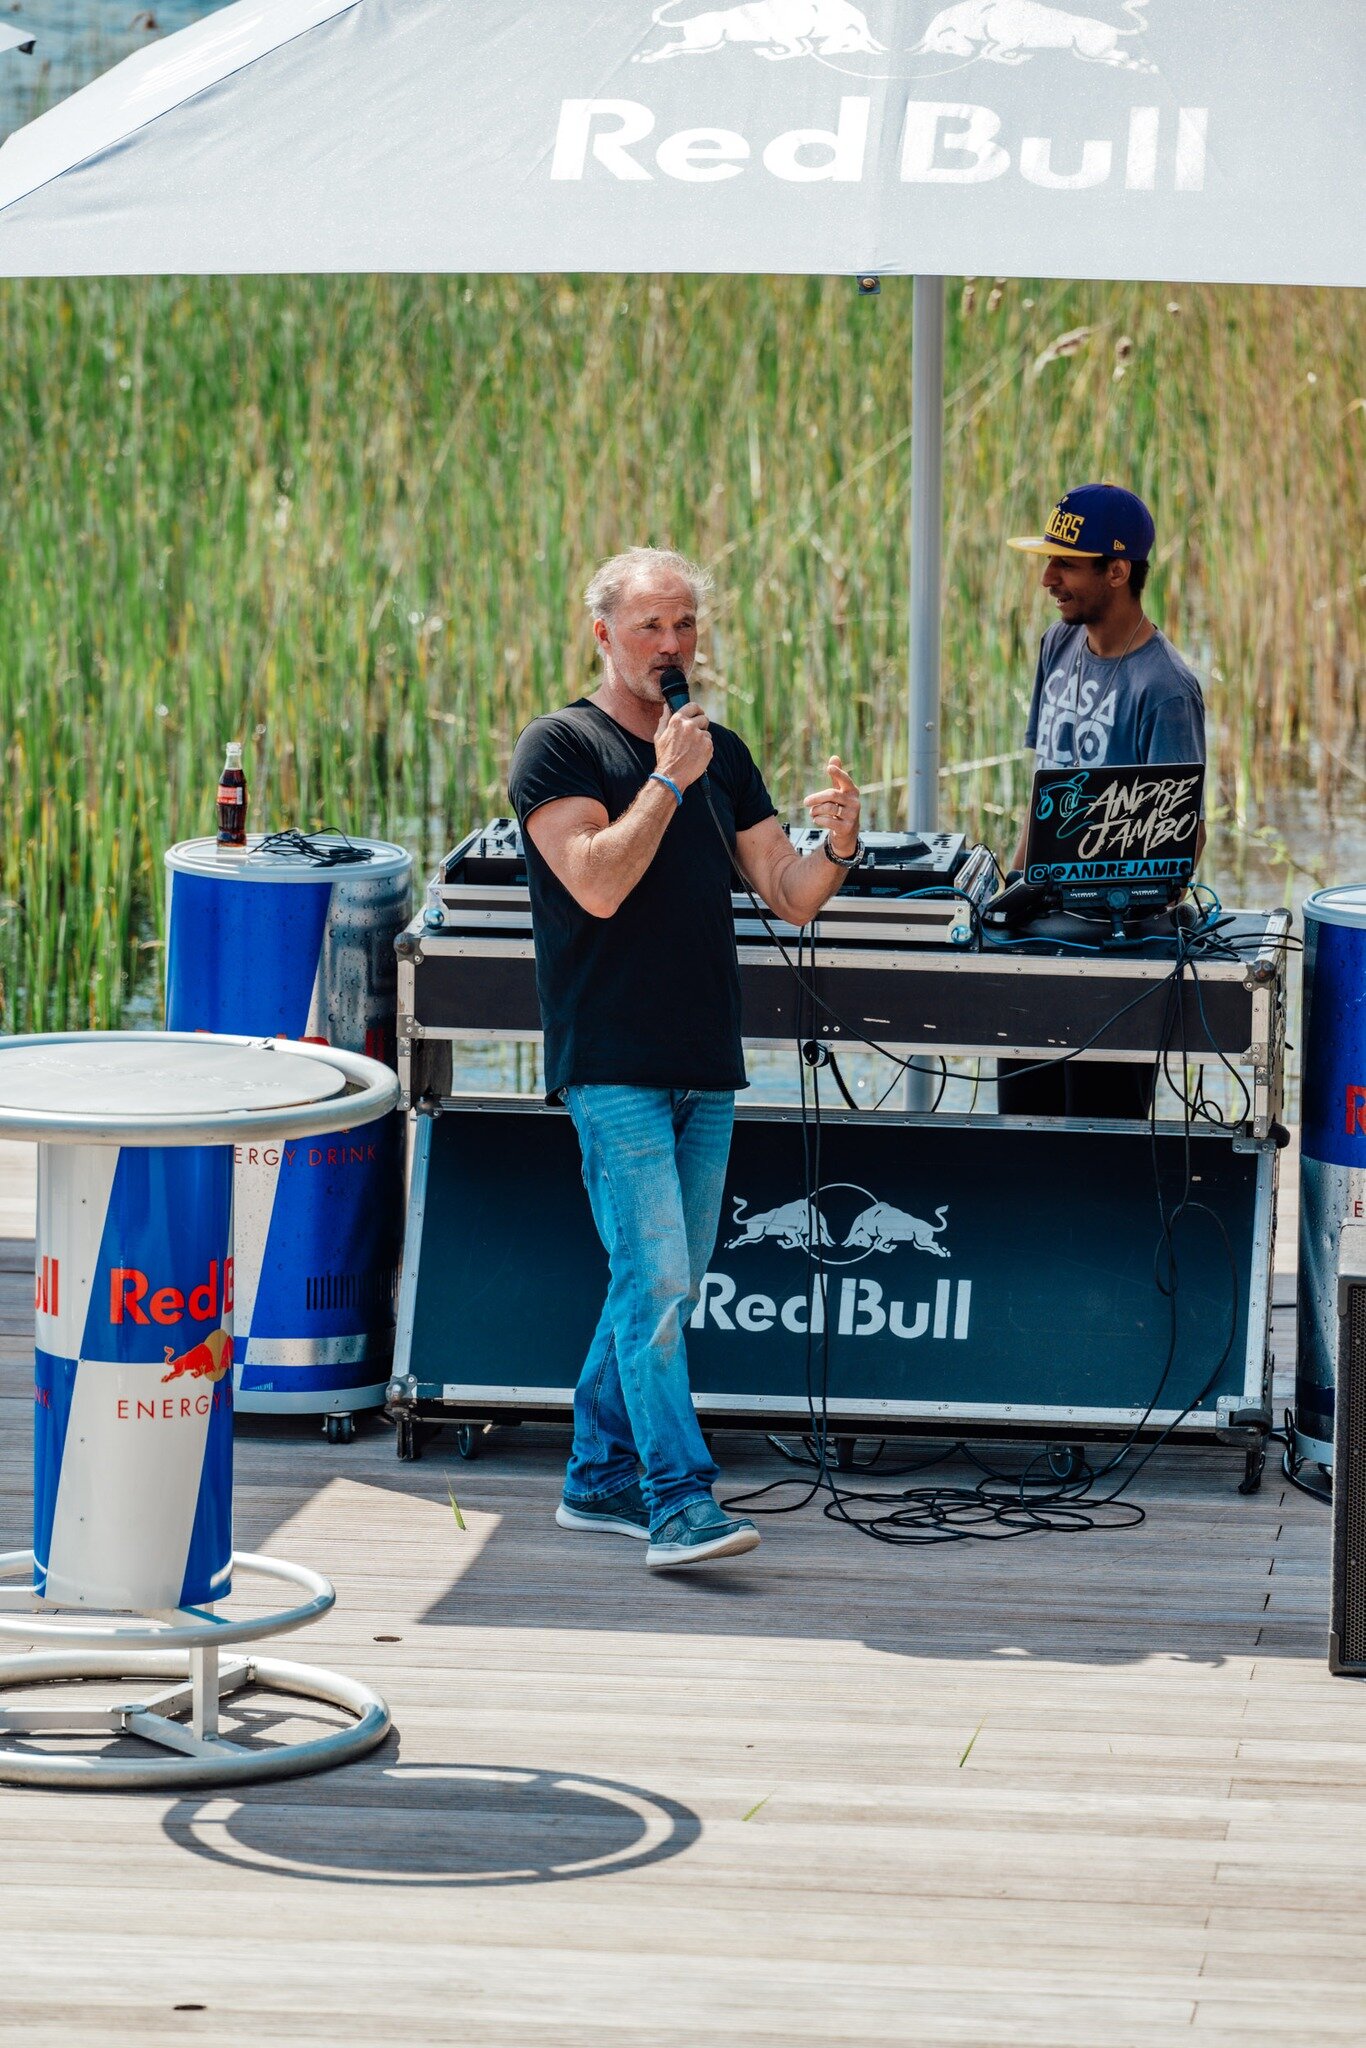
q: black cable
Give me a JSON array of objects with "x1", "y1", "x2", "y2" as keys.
[
  {"x1": 1185, "y1": 957, "x2": 1254, "y2": 1125},
  {"x1": 252, "y1": 826, "x2": 374, "y2": 867},
  {"x1": 703, "y1": 776, "x2": 965, "y2": 1086},
  {"x1": 722, "y1": 908, "x2": 1251, "y2": 1545},
  {"x1": 1282, "y1": 1448, "x2": 1332, "y2": 1504},
  {"x1": 823, "y1": 1050, "x2": 862, "y2": 1113},
  {"x1": 691, "y1": 773, "x2": 1268, "y2": 1543},
  {"x1": 1277, "y1": 1407, "x2": 1333, "y2": 1504},
  {"x1": 768, "y1": 1431, "x2": 965, "y2": 1480}
]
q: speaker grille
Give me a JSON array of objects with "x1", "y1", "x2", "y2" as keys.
[{"x1": 1335, "y1": 1283, "x2": 1366, "y2": 1671}]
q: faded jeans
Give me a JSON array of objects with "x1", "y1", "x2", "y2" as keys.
[{"x1": 563, "y1": 1085, "x2": 734, "y2": 1533}]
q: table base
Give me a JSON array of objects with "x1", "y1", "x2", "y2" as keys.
[{"x1": 0, "y1": 1550, "x2": 390, "y2": 1789}]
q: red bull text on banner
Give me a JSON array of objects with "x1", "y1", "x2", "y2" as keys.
[
  {"x1": 1297, "y1": 886, "x2": 1366, "y2": 1467},
  {"x1": 164, "y1": 838, "x2": 412, "y2": 1417},
  {"x1": 34, "y1": 1142, "x2": 234, "y2": 1608}
]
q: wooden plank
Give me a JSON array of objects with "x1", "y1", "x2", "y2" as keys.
[{"x1": 1, "y1": 1239, "x2": 1364, "y2": 2048}]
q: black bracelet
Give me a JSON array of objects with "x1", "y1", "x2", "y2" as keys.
[{"x1": 823, "y1": 834, "x2": 864, "y2": 870}]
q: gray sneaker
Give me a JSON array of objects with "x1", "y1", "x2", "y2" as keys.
[
  {"x1": 555, "y1": 1482, "x2": 651, "y2": 1539},
  {"x1": 646, "y1": 1498, "x2": 760, "y2": 1571}
]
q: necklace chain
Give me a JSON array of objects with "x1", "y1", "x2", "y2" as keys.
[{"x1": 1063, "y1": 617, "x2": 1145, "y2": 763}]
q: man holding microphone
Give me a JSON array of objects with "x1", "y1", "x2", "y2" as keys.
[{"x1": 509, "y1": 546, "x2": 862, "y2": 1570}]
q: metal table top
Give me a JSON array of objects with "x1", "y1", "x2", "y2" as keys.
[{"x1": 0, "y1": 1033, "x2": 399, "y2": 1145}]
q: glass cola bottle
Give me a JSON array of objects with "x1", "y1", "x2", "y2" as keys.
[{"x1": 216, "y1": 740, "x2": 247, "y2": 852}]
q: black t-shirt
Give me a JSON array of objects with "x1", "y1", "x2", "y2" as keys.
[{"x1": 508, "y1": 699, "x2": 777, "y2": 1096}]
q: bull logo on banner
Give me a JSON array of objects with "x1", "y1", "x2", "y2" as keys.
[
  {"x1": 698, "y1": 1182, "x2": 969, "y2": 1340},
  {"x1": 727, "y1": 1184, "x2": 950, "y2": 1264}
]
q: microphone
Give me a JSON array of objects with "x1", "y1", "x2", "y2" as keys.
[
  {"x1": 658, "y1": 664, "x2": 712, "y2": 803},
  {"x1": 659, "y1": 666, "x2": 691, "y2": 715}
]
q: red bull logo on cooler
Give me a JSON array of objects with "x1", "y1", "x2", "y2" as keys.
[
  {"x1": 161, "y1": 1327, "x2": 233, "y2": 1385},
  {"x1": 35, "y1": 1255, "x2": 59, "y2": 1316},
  {"x1": 109, "y1": 1257, "x2": 234, "y2": 1328}
]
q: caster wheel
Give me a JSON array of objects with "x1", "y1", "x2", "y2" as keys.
[
  {"x1": 1046, "y1": 1441, "x2": 1087, "y2": 1482},
  {"x1": 396, "y1": 1415, "x2": 421, "y2": 1463},
  {"x1": 325, "y1": 1414, "x2": 356, "y2": 1446},
  {"x1": 454, "y1": 1424, "x2": 480, "y2": 1460}
]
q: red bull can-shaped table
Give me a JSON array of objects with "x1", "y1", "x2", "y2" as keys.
[
  {"x1": 0, "y1": 1032, "x2": 401, "y2": 1789},
  {"x1": 37, "y1": 1132, "x2": 238, "y2": 1609},
  {"x1": 164, "y1": 836, "x2": 411, "y2": 1430}
]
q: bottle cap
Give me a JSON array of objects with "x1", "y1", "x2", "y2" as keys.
[{"x1": 225, "y1": 741, "x2": 243, "y2": 762}]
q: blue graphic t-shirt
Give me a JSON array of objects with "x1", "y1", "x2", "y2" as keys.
[{"x1": 1024, "y1": 623, "x2": 1205, "y2": 770}]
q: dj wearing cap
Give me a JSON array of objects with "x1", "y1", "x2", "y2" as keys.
[{"x1": 998, "y1": 483, "x2": 1206, "y2": 1118}]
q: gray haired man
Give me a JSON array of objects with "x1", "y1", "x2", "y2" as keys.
[{"x1": 509, "y1": 546, "x2": 863, "y2": 1569}]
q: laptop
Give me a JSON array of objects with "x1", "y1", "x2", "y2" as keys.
[{"x1": 989, "y1": 762, "x2": 1205, "y2": 932}]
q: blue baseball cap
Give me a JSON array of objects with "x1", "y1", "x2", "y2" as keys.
[{"x1": 1007, "y1": 483, "x2": 1155, "y2": 562}]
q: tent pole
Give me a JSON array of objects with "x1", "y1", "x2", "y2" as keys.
[
  {"x1": 908, "y1": 273, "x2": 944, "y2": 834},
  {"x1": 904, "y1": 273, "x2": 945, "y2": 1112}
]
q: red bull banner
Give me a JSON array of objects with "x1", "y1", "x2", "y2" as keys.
[
  {"x1": 399, "y1": 1102, "x2": 1269, "y2": 1434},
  {"x1": 33, "y1": 1142, "x2": 234, "y2": 1609}
]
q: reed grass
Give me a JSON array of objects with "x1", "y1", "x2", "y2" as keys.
[{"x1": 0, "y1": 272, "x2": 1361, "y2": 1030}]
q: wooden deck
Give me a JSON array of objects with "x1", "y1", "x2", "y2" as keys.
[{"x1": 1, "y1": 1165, "x2": 1364, "y2": 2047}]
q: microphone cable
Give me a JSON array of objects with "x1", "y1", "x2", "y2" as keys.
[{"x1": 660, "y1": 664, "x2": 969, "y2": 1091}]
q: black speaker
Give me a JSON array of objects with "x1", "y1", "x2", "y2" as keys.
[{"x1": 1330, "y1": 1237, "x2": 1366, "y2": 1676}]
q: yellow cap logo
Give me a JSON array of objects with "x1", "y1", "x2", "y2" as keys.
[{"x1": 1045, "y1": 505, "x2": 1085, "y2": 546}]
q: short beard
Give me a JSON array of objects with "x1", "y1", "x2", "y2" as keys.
[
  {"x1": 607, "y1": 656, "x2": 664, "y2": 704},
  {"x1": 1065, "y1": 579, "x2": 1113, "y2": 626}
]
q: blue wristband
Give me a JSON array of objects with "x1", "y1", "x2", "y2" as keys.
[{"x1": 649, "y1": 771, "x2": 683, "y2": 808}]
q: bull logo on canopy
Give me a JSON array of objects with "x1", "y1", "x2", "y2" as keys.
[
  {"x1": 638, "y1": 0, "x2": 1154, "y2": 71},
  {"x1": 638, "y1": 1, "x2": 885, "y2": 61}
]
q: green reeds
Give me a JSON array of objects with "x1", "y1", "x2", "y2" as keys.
[{"x1": 0, "y1": 274, "x2": 1361, "y2": 1029}]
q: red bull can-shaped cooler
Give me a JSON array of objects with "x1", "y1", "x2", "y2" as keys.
[
  {"x1": 1297, "y1": 885, "x2": 1366, "y2": 1470},
  {"x1": 164, "y1": 837, "x2": 412, "y2": 1419},
  {"x1": 35, "y1": 1140, "x2": 234, "y2": 1607}
]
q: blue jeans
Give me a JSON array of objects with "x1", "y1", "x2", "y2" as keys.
[{"x1": 563, "y1": 1085, "x2": 734, "y2": 1533}]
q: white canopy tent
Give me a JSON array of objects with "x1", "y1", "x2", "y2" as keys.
[
  {"x1": 0, "y1": 0, "x2": 1359, "y2": 827},
  {"x1": 0, "y1": 0, "x2": 1358, "y2": 282}
]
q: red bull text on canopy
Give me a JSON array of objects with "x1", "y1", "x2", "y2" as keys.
[{"x1": 164, "y1": 837, "x2": 412, "y2": 1421}]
